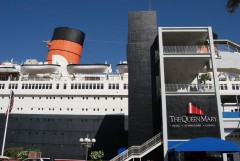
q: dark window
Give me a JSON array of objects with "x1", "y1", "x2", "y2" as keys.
[
  {"x1": 89, "y1": 83, "x2": 92, "y2": 89},
  {"x1": 224, "y1": 84, "x2": 228, "y2": 90},
  {"x1": 236, "y1": 84, "x2": 239, "y2": 90},
  {"x1": 116, "y1": 84, "x2": 119, "y2": 89},
  {"x1": 56, "y1": 84, "x2": 59, "y2": 89},
  {"x1": 82, "y1": 83, "x2": 85, "y2": 89}
]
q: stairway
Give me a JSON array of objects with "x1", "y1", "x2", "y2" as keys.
[{"x1": 110, "y1": 133, "x2": 162, "y2": 161}]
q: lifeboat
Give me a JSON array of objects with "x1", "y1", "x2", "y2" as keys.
[
  {"x1": 0, "y1": 62, "x2": 19, "y2": 73},
  {"x1": 21, "y1": 64, "x2": 60, "y2": 74},
  {"x1": 67, "y1": 64, "x2": 111, "y2": 74},
  {"x1": 116, "y1": 62, "x2": 128, "y2": 74}
]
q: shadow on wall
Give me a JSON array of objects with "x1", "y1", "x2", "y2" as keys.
[{"x1": 93, "y1": 114, "x2": 128, "y2": 160}]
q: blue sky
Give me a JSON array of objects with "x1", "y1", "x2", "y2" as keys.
[{"x1": 0, "y1": 0, "x2": 239, "y2": 71}]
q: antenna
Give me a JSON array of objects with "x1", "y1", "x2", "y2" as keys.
[{"x1": 148, "y1": 0, "x2": 152, "y2": 11}]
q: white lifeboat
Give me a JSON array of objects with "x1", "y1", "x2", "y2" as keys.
[
  {"x1": 21, "y1": 64, "x2": 60, "y2": 74},
  {"x1": 67, "y1": 64, "x2": 111, "y2": 74},
  {"x1": 116, "y1": 62, "x2": 128, "y2": 74},
  {"x1": 0, "y1": 62, "x2": 19, "y2": 73}
]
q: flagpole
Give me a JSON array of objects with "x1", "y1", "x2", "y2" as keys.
[{"x1": 1, "y1": 90, "x2": 12, "y2": 156}]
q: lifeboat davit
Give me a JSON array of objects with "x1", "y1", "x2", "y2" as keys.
[
  {"x1": 21, "y1": 64, "x2": 60, "y2": 74},
  {"x1": 116, "y1": 62, "x2": 128, "y2": 74},
  {"x1": 67, "y1": 64, "x2": 111, "y2": 74}
]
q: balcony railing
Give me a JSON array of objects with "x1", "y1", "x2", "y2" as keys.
[
  {"x1": 163, "y1": 45, "x2": 210, "y2": 54},
  {"x1": 165, "y1": 84, "x2": 215, "y2": 93}
]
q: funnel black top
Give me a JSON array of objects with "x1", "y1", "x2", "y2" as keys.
[{"x1": 52, "y1": 27, "x2": 85, "y2": 46}]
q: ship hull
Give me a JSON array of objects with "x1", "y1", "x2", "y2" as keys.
[{"x1": 0, "y1": 114, "x2": 128, "y2": 159}]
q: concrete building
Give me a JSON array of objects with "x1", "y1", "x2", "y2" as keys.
[{"x1": 110, "y1": 11, "x2": 240, "y2": 161}]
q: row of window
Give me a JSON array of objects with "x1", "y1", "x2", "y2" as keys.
[
  {"x1": 1, "y1": 96, "x2": 125, "y2": 100},
  {"x1": 71, "y1": 83, "x2": 104, "y2": 89},
  {"x1": 0, "y1": 84, "x2": 5, "y2": 89},
  {"x1": 15, "y1": 118, "x2": 102, "y2": 122},
  {"x1": 9, "y1": 131, "x2": 92, "y2": 137},
  {"x1": 22, "y1": 83, "x2": 52, "y2": 89},
  {"x1": 0, "y1": 107, "x2": 124, "y2": 112},
  {"x1": 2, "y1": 83, "x2": 129, "y2": 90},
  {"x1": 3, "y1": 83, "x2": 240, "y2": 91},
  {"x1": 108, "y1": 83, "x2": 119, "y2": 89},
  {"x1": 219, "y1": 84, "x2": 240, "y2": 90}
]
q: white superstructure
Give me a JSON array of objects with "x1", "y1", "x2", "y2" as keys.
[{"x1": 0, "y1": 58, "x2": 128, "y2": 116}]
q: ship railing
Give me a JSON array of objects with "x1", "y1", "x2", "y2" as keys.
[
  {"x1": 163, "y1": 45, "x2": 210, "y2": 54},
  {"x1": 110, "y1": 133, "x2": 162, "y2": 161},
  {"x1": 165, "y1": 83, "x2": 215, "y2": 93}
]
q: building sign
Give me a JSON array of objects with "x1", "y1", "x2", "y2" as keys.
[
  {"x1": 169, "y1": 102, "x2": 217, "y2": 127},
  {"x1": 166, "y1": 96, "x2": 221, "y2": 139}
]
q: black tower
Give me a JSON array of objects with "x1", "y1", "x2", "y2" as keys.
[{"x1": 127, "y1": 11, "x2": 159, "y2": 146}]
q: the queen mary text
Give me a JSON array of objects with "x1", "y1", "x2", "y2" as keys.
[{"x1": 169, "y1": 115, "x2": 217, "y2": 124}]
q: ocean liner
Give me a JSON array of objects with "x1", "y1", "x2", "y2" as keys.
[
  {"x1": 0, "y1": 27, "x2": 128, "y2": 159},
  {"x1": 1, "y1": 26, "x2": 240, "y2": 161}
]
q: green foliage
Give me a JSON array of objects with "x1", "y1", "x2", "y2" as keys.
[
  {"x1": 226, "y1": 0, "x2": 240, "y2": 13},
  {"x1": 199, "y1": 73, "x2": 211, "y2": 84},
  {"x1": 89, "y1": 150, "x2": 104, "y2": 161},
  {"x1": 4, "y1": 147, "x2": 41, "y2": 160},
  {"x1": 4, "y1": 147, "x2": 24, "y2": 159},
  {"x1": 17, "y1": 151, "x2": 29, "y2": 161}
]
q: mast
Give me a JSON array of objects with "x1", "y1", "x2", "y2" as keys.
[{"x1": 148, "y1": 0, "x2": 152, "y2": 11}]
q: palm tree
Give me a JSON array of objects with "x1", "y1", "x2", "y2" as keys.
[
  {"x1": 226, "y1": 0, "x2": 240, "y2": 13},
  {"x1": 199, "y1": 73, "x2": 212, "y2": 91},
  {"x1": 199, "y1": 73, "x2": 211, "y2": 85}
]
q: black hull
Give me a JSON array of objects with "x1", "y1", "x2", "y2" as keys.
[{"x1": 0, "y1": 114, "x2": 128, "y2": 159}]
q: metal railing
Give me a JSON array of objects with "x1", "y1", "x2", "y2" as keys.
[
  {"x1": 165, "y1": 84, "x2": 215, "y2": 93},
  {"x1": 163, "y1": 46, "x2": 210, "y2": 54},
  {"x1": 110, "y1": 133, "x2": 162, "y2": 161}
]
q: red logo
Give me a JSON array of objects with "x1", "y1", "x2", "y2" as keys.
[{"x1": 187, "y1": 102, "x2": 205, "y2": 116}]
